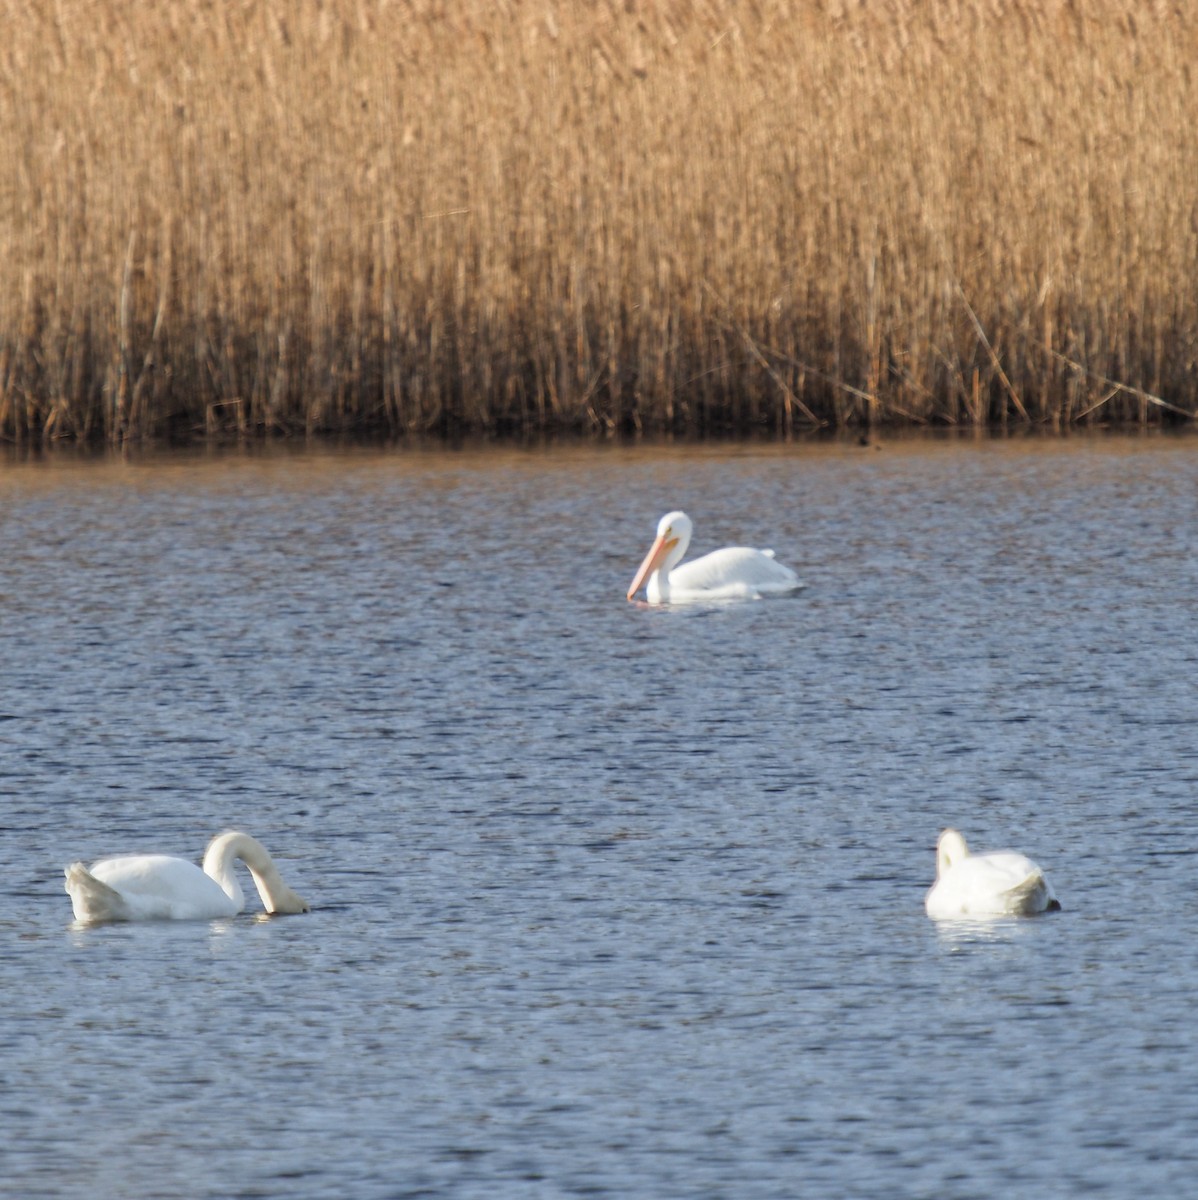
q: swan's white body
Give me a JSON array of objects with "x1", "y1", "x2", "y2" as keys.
[
  {"x1": 925, "y1": 828, "x2": 1059, "y2": 919},
  {"x1": 64, "y1": 831, "x2": 309, "y2": 923},
  {"x1": 626, "y1": 511, "x2": 802, "y2": 605}
]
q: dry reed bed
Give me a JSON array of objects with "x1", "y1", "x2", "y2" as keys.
[{"x1": 1, "y1": 0, "x2": 1196, "y2": 442}]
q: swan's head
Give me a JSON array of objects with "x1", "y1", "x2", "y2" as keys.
[
  {"x1": 935, "y1": 828, "x2": 970, "y2": 878},
  {"x1": 266, "y1": 885, "x2": 311, "y2": 915},
  {"x1": 626, "y1": 511, "x2": 694, "y2": 601}
]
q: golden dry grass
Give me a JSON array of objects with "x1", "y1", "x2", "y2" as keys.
[{"x1": 1, "y1": 0, "x2": 1196, "y2": 442}]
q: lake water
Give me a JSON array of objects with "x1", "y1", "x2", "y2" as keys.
[{"x1": 1, "y1": 436, "x2": 1196, "y2": 1198}]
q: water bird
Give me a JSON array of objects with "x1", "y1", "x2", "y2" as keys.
[
  {"x1": 64, "y1": 830, "x2": 310, "y2": 923},
  {"x1": 626, "y1": 510, "x2": 802, "y2": 604},
  {"x1": 925, "y1": 828, "x2": 1060, "y2": 918}
]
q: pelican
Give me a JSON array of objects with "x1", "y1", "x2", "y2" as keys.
[
  {"x1": 925, "y1": 828, "x2": 1060, "y2": 919},
  {"x1": 65, "y1": 830, "x2": 310, "y2": 923},
  {"x1": 626, "y1": 510, "x2": 802, "y2": 604}
]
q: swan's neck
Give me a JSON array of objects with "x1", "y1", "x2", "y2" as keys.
[
  {"x1": 202, "y1": 833, "x2": 249, "y2": 910},
  {"x1": 936, "y1": 830, "x2": 970, "y2": 878},
  {"x1": 202, "y1": 831, "x2": 304, "y2": 914}
]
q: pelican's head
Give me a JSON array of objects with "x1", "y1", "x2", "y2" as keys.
[
  {"x1": 627, "y1": 511, "x2": 693, "y2": 602},
  {"x1": 935, "y1": 829, "x2": 970, "y2": 878}
]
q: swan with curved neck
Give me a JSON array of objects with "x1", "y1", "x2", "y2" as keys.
[
  {"x1": 626, "y1": 511, "x2": 802, "y2": 605},
  {"x1": 925, "y1": 828, "x2": 1060, "y2": 918},
  {"x1": 65, "y1": 830, "x2": 310, "y2": 923}
]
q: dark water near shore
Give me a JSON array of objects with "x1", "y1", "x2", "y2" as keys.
[{"x1": 2, "y1": 437, "x2": 1197, "y2": 1198}]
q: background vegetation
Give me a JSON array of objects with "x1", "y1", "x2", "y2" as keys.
[{"x1": 2, "y1": 0, "x2": 1196, "y2": 443}]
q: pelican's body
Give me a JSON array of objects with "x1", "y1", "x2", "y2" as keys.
[
  {"x1": 925, "y1": 828, "x2": 1059, "y2": 919},
  {"x1": 627, "y1": 511, "x2": 802, "y2": 605},
  {"x1": 65, "y1": 831, "x2": 309, "y2": 923}
]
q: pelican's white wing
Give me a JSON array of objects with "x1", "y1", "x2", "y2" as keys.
[{"x1": 668, "y1": 547, "x2": 802, "y2": 602}]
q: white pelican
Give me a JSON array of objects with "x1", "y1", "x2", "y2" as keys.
[
  {"x1": 626, "y1": 510, "x2": 802, "y2": 605},
  {"x1": 64, "y1": 830, "x2": 310, "y2": 923},
  {"x1": 925, "y1": 828, "x2": 1060, "y2": 919}
]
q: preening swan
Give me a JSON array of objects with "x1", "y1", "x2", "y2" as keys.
[
  {"x1": 626, "y1": 511, "x2": 802, "y2": 604},
  {"x1": 64, "y1": 830, "x2": 310, "y2": 923},
  {"x1": 925, "y1": 828, "x2": 1060, "y2": 919}
]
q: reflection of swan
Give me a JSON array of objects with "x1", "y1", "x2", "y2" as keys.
[
  {"x1": 925, "y1": 828, "x2": 1060, "y2": 918},
  {"x1": 65, "y1": 831, "x2": 310, "y2": 923},
  {"x1": 626, "y1": 511, "x2": 802, "y2": 605}
]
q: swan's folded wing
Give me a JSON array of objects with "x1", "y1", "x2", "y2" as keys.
[
  {"x1": 1001, "y1": 867, "x2": 1057, "y2": 914},
  {"x1": 65, "y1": 863, "x2": 132, "y2": 923}
]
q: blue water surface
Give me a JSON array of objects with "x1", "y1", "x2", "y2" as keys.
[{"x1": 1, "y1": 436, "x2": 1196, "y2": 1198}]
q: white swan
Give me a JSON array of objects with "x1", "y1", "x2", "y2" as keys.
[
  {"x1": 925, "y1": 828, "x2": 1060, "y2": 919},
  {"x1": 626, "y1": 511, "x2": 802, "y2": 604},
  {"x1": 64, "y1": 830, "x2": 310, "y2": 923}
]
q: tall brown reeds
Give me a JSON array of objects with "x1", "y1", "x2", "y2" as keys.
[{"x1": 1, "y1": 0, "x2": 1196, "y2": 443}]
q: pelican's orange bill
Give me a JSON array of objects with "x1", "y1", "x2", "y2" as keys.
[{"x1": 626, "y1": 533, "x2": 678, "y2": 600}]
